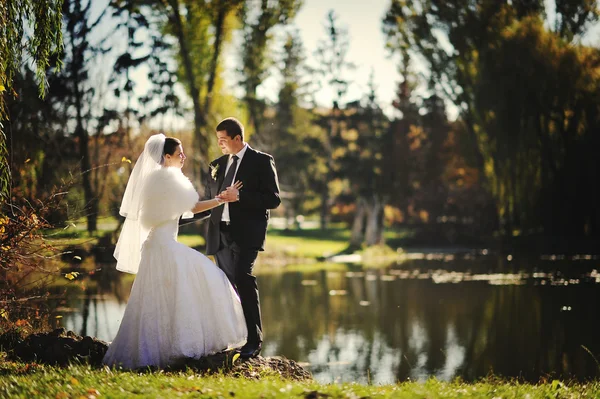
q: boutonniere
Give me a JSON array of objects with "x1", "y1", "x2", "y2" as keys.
[{"x1": 210, "y1": 164, "x2": 219, "y2": 180}]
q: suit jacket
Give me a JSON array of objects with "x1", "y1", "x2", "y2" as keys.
[{"x1": 202, "y1": 145, "x2": 280, "y2": 254}]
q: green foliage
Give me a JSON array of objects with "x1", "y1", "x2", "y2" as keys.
[
  {"x1": 313, "y1": 10, "x2": 355, "y2": 107},
  {"x1": 267, "y1": 30, "x2": 326, "y2": 223},
  {"x1": 553, "y1": 0, "x2": 600, "y2": 41},
  {"x1": 383, "y1": 0, "x2": 600, "y2": 236},
  {"x1": 6, "y1": 63, "x2": 72, "y2": 223},
  {"x1": 239, "y1": 0, "x2": 302, "y2": 138},
  {"x1": 143, "y1": 0, "x2": 244, "y2": 178},
  {"x1": 0, "y1": 128, "x2": 8, "y2": 203},
  {"x1": 476, "y1": 16, "x2": 600, "y2": 235},
  {"x1": 0, "y1": 0, "x2": 64, "y2": 203},
  {"x1": 341, "y1": 72, "x2": 390, "y2": 245},
  {"x1": 310, "y1": 10, "x2": 357, "y2": 230},
  {"x1": 0, "y1": 0, "x2": 64, "y2": 104},
  {"x1": 342, "y1": 73, "x2": 389, "y2": 197}
]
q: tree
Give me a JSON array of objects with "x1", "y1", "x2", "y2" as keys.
[
  {"x1": 0, "y1": 0, "x2": 64, "y2": 202},
  {"x1": 270, "y1": 30, "x2": 323, "y2": 226},
  {"x1": 5, "y1": 64, "x2": 72, "y2": 221},
  {"x1": 344, "y1": 72, "x2": 389, "y2": 246},
  {"x1": 382, "y1": 0, "x2": 600, "y2": 236},
  {"x1": 386, "y1": 51, "x2": 420, "y2": 223},
  {"x1": 475, "y1": 17, "x2": 600, "y2": 235},
  {"x1": 125, "y1": 0, "x2": 242, "y2": 181},
  {"x1": 52, "y1": 0, "x2": 110, "y2": 233},
  {"x1": 312, "y1": 10, "x2": 355, "y2": 230},
  {"x1": 109, "y1": 0, "x2": 151, "y2": 143},
  {"x1": 239, "y1": 0, "x2": 302, "y2": 146}
]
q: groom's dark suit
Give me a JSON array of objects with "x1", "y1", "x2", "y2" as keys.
[{"x1": 202, "y1": 145, "x2": 280, "y2": 349}]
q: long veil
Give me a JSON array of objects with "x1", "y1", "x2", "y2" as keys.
[{"x1": 114, "y1": 134, "x2": 166, "y2": 274}]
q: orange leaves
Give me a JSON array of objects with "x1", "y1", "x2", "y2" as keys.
[
  {"x1": 407, "y1": 125, "x2": 425, "y2": 151},
  {"x1": 86, "y1": 388, "x2": 101, "y2": 398},
  {"x1": 15, "y1": 319, "x2": 30, "y2": 327}
]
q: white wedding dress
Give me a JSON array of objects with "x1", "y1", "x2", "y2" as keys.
[{"x1": 102, "y1": 166, "x2": 247, "y2": 369}]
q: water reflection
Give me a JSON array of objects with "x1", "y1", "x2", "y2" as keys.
[{"x1": 52, "y1": 258, "x2": 600, "y2": 384}]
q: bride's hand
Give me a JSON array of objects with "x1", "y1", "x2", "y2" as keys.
[{"x1": 216, "y1": 181, "x2": 243, "y2": 202}]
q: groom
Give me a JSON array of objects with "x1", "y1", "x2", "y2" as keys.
[{"x1": 202, "y1": 117, "x2": 280, "y2": 359}]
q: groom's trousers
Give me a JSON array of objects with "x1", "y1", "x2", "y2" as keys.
[{"x1": 214, "y1": 222, "x2": 263, "y2": 346}]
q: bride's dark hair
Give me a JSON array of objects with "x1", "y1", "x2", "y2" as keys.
[{"x1": 163, "y1": 137, "x2": 181, "y2": 156}]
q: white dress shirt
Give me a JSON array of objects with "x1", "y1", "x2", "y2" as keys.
[{"x1": 221, "y1": 143, "x2": 248, "y2": 222}]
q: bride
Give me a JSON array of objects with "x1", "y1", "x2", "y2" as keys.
[{"x1": 102, "y1": 134, "x2": 247, "y2": 369}]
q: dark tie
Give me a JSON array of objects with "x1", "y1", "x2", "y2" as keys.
[
  {"x1": 213, "y1": 155, "x2": 238, "y2": 222},
  {"x1": 220, "y1": 155, "x2": 239, "y2": 192}
]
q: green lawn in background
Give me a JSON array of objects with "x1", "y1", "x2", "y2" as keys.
[{"x1": 42, "y1": 217, "x2": 410, "y2": 264}]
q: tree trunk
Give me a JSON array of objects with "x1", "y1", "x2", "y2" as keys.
[
  {"x1": 0, "y1": 129, "x2": 8, "y2": 204},
  {"x1": 365, "y1": 196, "x2": 384, "y2": 246},
  {"x1": 350, "y1": 197, "x2": 366, "y2": 247},
  {"x1": 75, "y1": 98, "x2": 97, "y2": 234},
  {"x1": 319, "y1": 187, "x2": 329, "y2": 230},
  {"x1": 168, "y1": 0, "x2": 208, "y2": 181},
  {"x1": 68, "y1": 3, "x2": 96, "y2": 234},
  {"x1": 320, "y1": 113, "x2": 336, "y2": 231},
  {"x1": 202, "y1": 2, "x2": 227, "y2": 119}
]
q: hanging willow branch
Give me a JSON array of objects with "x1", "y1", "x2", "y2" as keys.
[{"x1": 0, "y1": 0, "x2": 64, "y2": 202}]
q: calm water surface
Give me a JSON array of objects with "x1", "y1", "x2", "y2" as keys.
[{"x1": 52, "y1": 254, "x2": 600, "y2": 384}]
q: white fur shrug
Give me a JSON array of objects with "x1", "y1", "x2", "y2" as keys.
[{"x1": 140, "y1": 167, "x2": 199, "y2": 229}]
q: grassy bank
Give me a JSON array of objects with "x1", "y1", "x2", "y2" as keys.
[
  {"x1": 178, "y1": 225, "x2": 409, "y2": 263},
  {"x1": 46, "y1": 217, "x2": 407, "y2": 259},
  {"x1": 1, "y1": 361, "x2": 598, "y2": 398}
]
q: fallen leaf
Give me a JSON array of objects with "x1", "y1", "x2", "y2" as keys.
[{"x1": 65, "y1": 272, "x2": 80, "y2": 281}]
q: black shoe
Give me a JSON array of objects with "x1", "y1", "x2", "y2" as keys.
[{"x1": 239, "y1": 342, "x2": 262, "y2": 359}]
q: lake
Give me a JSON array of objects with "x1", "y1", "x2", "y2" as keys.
[{"x1": 52, "y1": 252, "x2": 600, "y2": 384}]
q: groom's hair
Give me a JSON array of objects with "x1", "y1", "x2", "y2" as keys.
[
  {"x1": 163, "y1": 137, "x2": 182, "y2": 155},
  {"x1": 216, "y1": 117, "x2": 244, "y2": 141}
]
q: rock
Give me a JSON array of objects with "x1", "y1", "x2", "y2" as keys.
[
  {"x1": 50, "y1": 327, "x2": 67, "y2": 337},
  {"x1": 0, "y1": 330, "x2": 23, "y2": 352},
  {"x1": 2, "y1": 329, "x2": 109, "y2": 366},
  {"x1": 231, "y1": 356, "x2": 312, "y2": 381},
  {"x1": 1, "y1": 330, "x2": 312, "y2": 380},
  {"x1": 179, "y1": 353, "x2": 312, "y2": 381}
]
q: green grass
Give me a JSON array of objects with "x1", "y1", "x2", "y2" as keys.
[
  {"x1": 177, "y1": 234, "x2": 205, "y2": 249},
  {"x1": 0, "y1": 362, "x2": 598, "y2": 398},
  {"x1": 264, "y1": 226, "x2": 351, "y2": 259},
  {"x1": 265, "y1": 262, "x2": 349, "y2": 274},
  {"x1": 177, "y1": 226, "x2": 353, "y2": 261},
  {"x1": 41, "y1": 219, "x2": 410, "y2": 272}
]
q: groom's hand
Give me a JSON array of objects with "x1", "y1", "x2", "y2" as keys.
[{"x1": 216, "y1": 181, "x2": 242, "y2": 202}]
